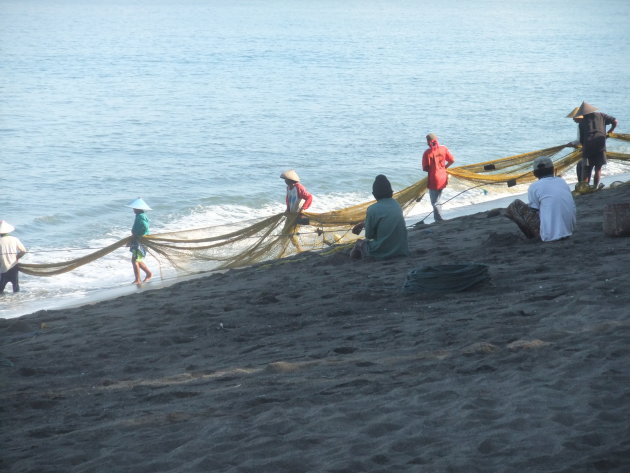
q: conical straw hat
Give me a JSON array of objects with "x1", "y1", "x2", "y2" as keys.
[
  {"x1": 575, "y1": 101, "x2": 598, "y2": 117},
  {"x1": 280, "y1": 170, "x2": 300, "y2": 182},
  {"x1": 126, "y1": 197, "x2": 152, "y2": 211},
  {"x1": 566, "y1": 106, "x2": 580, "y2": 118},
  {"x1": 0, "y1": 220, "x2": 15, "y2": 234}
]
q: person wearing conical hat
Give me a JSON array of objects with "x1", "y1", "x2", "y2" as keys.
[
  {"x1": 422, "y1": 133, "x2": 455, "y2": 222},
  {"x1": 565, "y1": 106, "x2": 585, "y2": 182},
  {"x1": 0, "y1": 220, "x2": 27, "y2": 294},
  {"x1": 350, "y1": 175, "x2": 409, "y2": 260},
  {"x1": 126, "y1": 198, "x2": 153, "y2": 285},
  {"x1": 567, "y1": 101, "x2": 618, "y2": 189},
  {"x1": 280, "y1": 169, "x2": 313, "y2": 216}
]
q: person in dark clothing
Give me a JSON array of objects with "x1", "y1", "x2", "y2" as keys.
[{"x1": 567, "y1": 101, "x2": 617, "y2": 189}]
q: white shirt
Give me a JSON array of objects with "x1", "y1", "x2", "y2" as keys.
[
  {"x1": 0, "y1": 235, "x2": 26, "y2": 273},
  {"x1": 528, "y1": 177, "x2": 576, "y2": 242},
  {"x1": 287, "y1": 186, "x2": 300, "y2": 213}
]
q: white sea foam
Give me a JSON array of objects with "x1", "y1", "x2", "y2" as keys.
[{"x1": 6, "y1": 169, "x2": 629, "y2": 319}]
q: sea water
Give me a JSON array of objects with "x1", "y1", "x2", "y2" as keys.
[{"x1": 1, "y1": 0, "x2": 630, "y2": 318}]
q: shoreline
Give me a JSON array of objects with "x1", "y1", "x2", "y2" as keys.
[
  {"x1": 2, "y1": 171, "x2": 629, "y2": 320},
  {"x1": 2, "y1": 189, "x2": 528, "y2": 320}
]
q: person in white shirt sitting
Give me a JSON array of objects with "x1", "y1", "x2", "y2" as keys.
[{"x1": 505, "y1": 157, "x2": 576, "y2": 242}]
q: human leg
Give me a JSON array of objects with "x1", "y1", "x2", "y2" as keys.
[
  {"x1": 592, "y1": 165, "x2": 603, "y2": 188},
  {"x1": 138, "y1": 261, "x2": 152, "y2": 282},
  {"x1": 429, "y1": 189, "x2": 444, "y2": 222},
  {"x1": 131, "y1": 256, "x2": 142, "y2": 284},
  {"x1": 505, "y1": 199, "x2": 540, "y2": 239},
  {"x1": 0, "y1": 266, "x2": 20, "y2": 293},
  {"x1": 350, "y1": 239, "x2": 369, "y2": 260},
  {"x1": 581, "y1": 162, "x2": 593, "y2": 184},
  {"x1": 0, "y1": 272, "x2": 7, "y2": 294},
  {"x1": 10, "y1": 266, "x2": 19, "y2": 292}
]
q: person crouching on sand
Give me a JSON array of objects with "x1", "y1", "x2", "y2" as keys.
[
  {"x1": 0, "y1": 220, "x2": 27, "y2": 294},
  {"x1": 505, "y1": 157, "x2": 576, "y2": 242},
  {"x1": 350, "y1": 174, "x2": 410, "y2": 260},
  {"x1": 127, "y1": 198, "x2": 153, "y2": 285}
]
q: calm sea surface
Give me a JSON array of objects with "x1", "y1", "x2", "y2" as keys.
[{"x1": 2, "y1": 0, "x2": 630, "y2": 316}]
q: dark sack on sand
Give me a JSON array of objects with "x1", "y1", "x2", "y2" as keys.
[{"x1": 403, "y1": 264, "x2": 490, "y2": 294}]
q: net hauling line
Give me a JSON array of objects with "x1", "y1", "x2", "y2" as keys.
[{"x1": 18, "y1": 135, "x2": 630, "y2": 278}]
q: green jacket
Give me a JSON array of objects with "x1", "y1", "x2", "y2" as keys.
[
  {"x1": 132, "y1": 213, "x2": 150, "y2": 236},
  {"x1": 365, "y1": 198, "x2": 409, "y2": 259}
]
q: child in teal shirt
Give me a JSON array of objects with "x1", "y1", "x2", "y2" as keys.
[{"x1": 127, "y1": 198, "x2": 153, "y2": 285}]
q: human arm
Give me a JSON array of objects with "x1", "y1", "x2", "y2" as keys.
[
  {"x1": 422, "y1": 150, "x2": 429, "y2": 172},
  {"x1": 296, "y1": 183, "x2": 313, "y2": 211},
  {"x1": 352, "y1": 221, "x2": 365, "y2": 235},
  {"x1": 444, "y1": 147, "x2": 455, "y2": 168},
  {"x1": 607, "y1": 118, "x2": 618, "y2": 135},
  {"x1": 566, "y1": 126, "x2": 581, "y2": 147},
  {"x1": 16, "y1": 240, "x2": 27, "y2": 260},
  {"x1": 527, "y1": 185, "x2": 540, "y2": 211},
  {"x1": 364, "y1": 208, "x2": 377, "y2": 240}
]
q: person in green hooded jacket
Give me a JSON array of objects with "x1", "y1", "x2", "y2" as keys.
[{"x1": 350, "y1": 175, "x2": 410, "y2": 260}]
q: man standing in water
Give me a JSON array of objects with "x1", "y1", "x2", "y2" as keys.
[
  {"x1": 568, "y1": 101, "x2": 618, "y2": 189},
  {"x1": 0, "y1": 220, "x2": 27, "y2": 294},
  {"x1": 422, "y1": 133, "x2": 455, "y2": 222}
]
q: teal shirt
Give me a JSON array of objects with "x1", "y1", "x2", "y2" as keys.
[
  {"x1": 365, "y1": 198, "x2": 409, "y2": 259},
  {"x1": 132, "y1": 213, "x2": 150, "y2": 236}
]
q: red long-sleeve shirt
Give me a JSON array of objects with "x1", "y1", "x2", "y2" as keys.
[
  {"x1": 422, "y1": 144, "x2": 455, "y2": 190},
  {"x1": 285, "y1": 182, "x2": 313, "y2": 212}
]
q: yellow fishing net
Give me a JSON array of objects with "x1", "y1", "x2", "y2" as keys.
[{"x1": 19, "y1": 135, "x2": 630, "y2": 276}]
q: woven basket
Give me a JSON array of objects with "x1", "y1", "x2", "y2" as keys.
[{"x1": 603, "y1": 203, "x2": 630, "y2": 237}]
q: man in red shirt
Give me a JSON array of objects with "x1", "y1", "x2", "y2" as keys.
[{"x1": 422, "y1": 133, "x2": 455, "y2": 222}]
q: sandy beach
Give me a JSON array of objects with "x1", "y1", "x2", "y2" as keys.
[{"x1": 2, "y1": 183, "x2": 630, "y2": 473}]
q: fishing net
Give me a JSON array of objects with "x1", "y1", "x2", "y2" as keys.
[{"x1": 19, "y1": 135, "x2": 630, "y2": 277}]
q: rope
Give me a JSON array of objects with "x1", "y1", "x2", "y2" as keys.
[{"x1": 415, "y1": 182, "x2": 494, "y2": 224}]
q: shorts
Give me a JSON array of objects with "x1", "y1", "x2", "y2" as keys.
[
  {"x1": 583, "y1": 135, "x2": 607, "y2": 167},
  {"x1": 132, "y1": 250, "x2": 145, "y2": 261}
]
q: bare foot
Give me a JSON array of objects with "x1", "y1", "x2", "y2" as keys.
[
  {"x1": 132, "y1": 280, "x2": 142, "y2": 285},
  {"x1": 143, "y1": 275, "x2": 152, "y2": 283}
]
